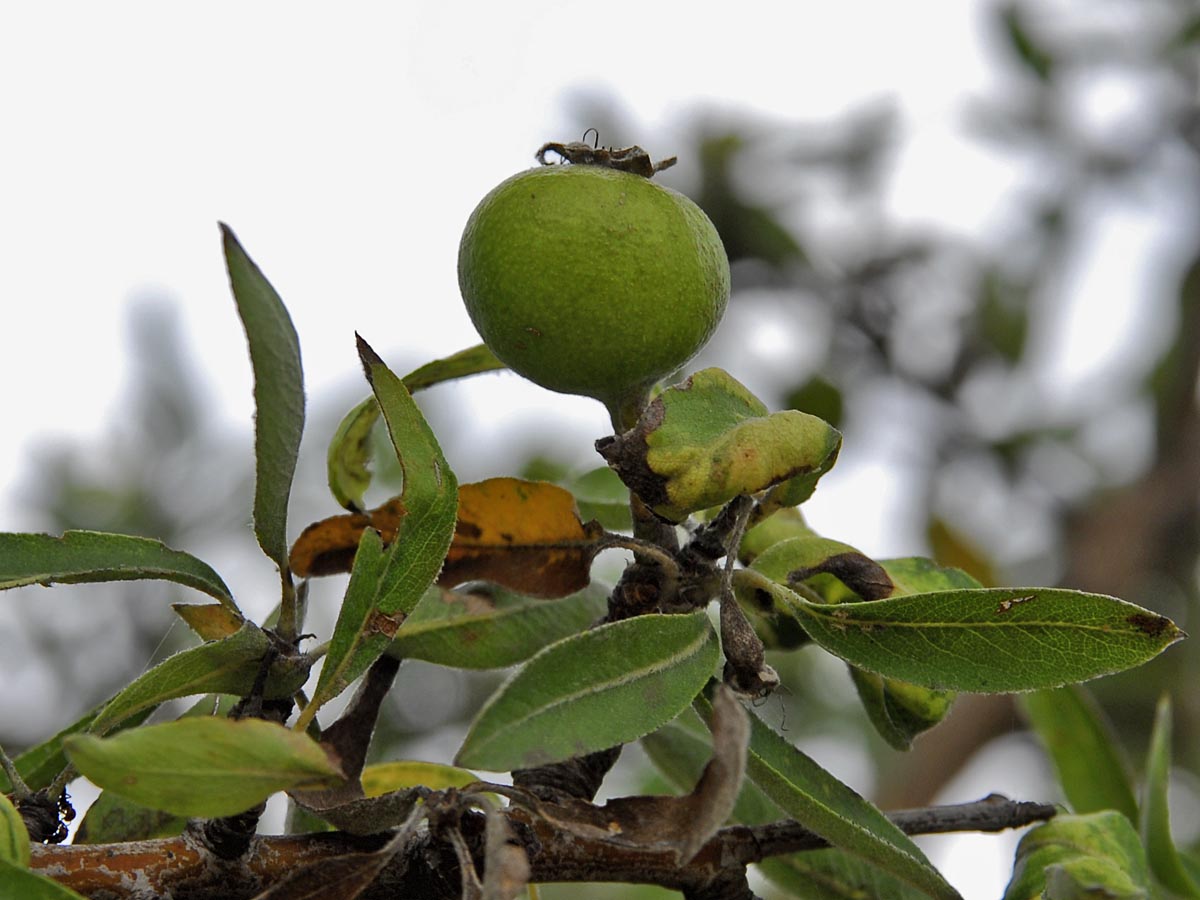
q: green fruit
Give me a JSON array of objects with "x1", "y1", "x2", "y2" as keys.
[{"x1": 457, "y1": 164, "x2": 730, "y2": 416}]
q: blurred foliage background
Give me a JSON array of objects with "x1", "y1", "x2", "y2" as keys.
[{"x1": 3, "y1": 1, "x2": 1199, "y2": 895}]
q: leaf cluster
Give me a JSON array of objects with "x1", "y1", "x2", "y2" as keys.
[{"x1": 0, "y1": 226, "x2": 1185, "y2": 899}]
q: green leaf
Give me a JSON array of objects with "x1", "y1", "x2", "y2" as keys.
[
  {"x1": 848, "y1": 668, "x2": 955, "y2": 751},
  {"x1": 759, "y1": 851, "x2": 935, "y2": 900},
  {"x1": 402, "y1": 342, "x2": 506, "y2": 392},
  {"x1": 76, "y1": 697, "x2": 236, "y2": 837},
  {"x1": 643, "y1": 708, "x2": 943, "y2": 899},
  {"x1": 596, "y1": 368, "x2": 841, "y2": 522},
  {"x1": 221, "y1": 223, "x2": 305, "y2": 569},
  {"x1": 326, "y1": 396, "x2": 380, "y2": 512},
  {"x1": 0, "y1": 531, "x2": 237, "y2": 612},
  {"x1": 65, "y1": 718, "x2": 344, "y2": 818},
  {"x1": 327, "y1": 344, "x2": 504, "y2": 510},
  {"x1": 0, "y1": 793, "x2": 29, "y2": 868},
  {"x1": 1019, "y1": 686, "x2": 1138, "y2": 821},
  {"x1": 1004, "y1": 811, "x2": 1151, "y2": 900},
  {"x1": 740, "y1": 506, "x2": 813, "y2": 564},
  {"x1": 298, "y1": 339, "x2": 459, "y2": 729},
  {"x1": 363, "y1": 336, "x2": 459, "y2": 615},
  {"x1": 89, "y1": 622, "x2": 311, "y2": 735},
  {"x1": 750, "y1": 533, "x2": 894, "y2": 602},
  {"x1": 73, "y1": 790, "x2": 188, "y2": 844},
  {"x1": 848, "y1": 559, "x2": 974, "y2": 748},
  {"x1": 881, "y1": 557, "x2": 982, "y2": 594},
  {"x1": 705, "y1": 692, "x2": 960, "y2": 900},
  {"x1": 0, "y1": 859, "x2": 88, "y2": 899},
  {"x1": 999, "y1": 2, "x2": 1055, "y2": 81},
  {"x1": 641, "y1": 711, "x2": 781, "y2": 826},
  {"x1": 389, "y1": 583, "x2": 608, "y2": 669},
  {"x1": 457, "y1": 611, "x2": 718, "y2": 771},
  {"x1": 775, "y1": 583, "x2": 1183, "y2": 692},
  {"x1": 301, "y1": 528, "x2": 387, "y2": 726},
  {"x1": 1140, "y1": 695, "x2": 1200, "y2": 896},
  {"x1": 564, "y1": 466, "x2": 632, "y2": 532}
]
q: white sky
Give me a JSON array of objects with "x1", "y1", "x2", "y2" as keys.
[{"x1": 0, "y1": 3, "x2": 1184, "y2": 896}]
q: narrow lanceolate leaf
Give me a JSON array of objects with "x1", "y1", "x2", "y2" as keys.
[
  {"x1": 65, "y1": 718, "x2": 344, "y2": 818},
  {"x1": 0, "y1": 531, "x2": 236, "y2": 612},
  {"x1": 596, "y1": 368, "x2": 841, "y2": 522},
  {"x1": 327, "y1": 344, "x2": 504, "y2": 510},
  {"x1": 729, "y1": 697, "x2": 960, "y2": 900},
  {"x1": 0, "y1": 860, "x2": 89, "y2": 899},
  {"x1": 1019, "y1": 685, "x2": 1139, "y2": 821},
  {"x1": 457, "y1": 611, "x2": 719, "y2": 771},
  {"x1": 362, "y1": 336, "x2": 459, "y2": 614},
  {"x1": 0, "y1": 792, "x2": 30, "y2": 868},
  {"x1": 89, "y1": 622, "x2": 311, "y2": 735},
  {"x1": 300, "y1": 529, "x2": 387, "y2": 727},
  {"x1": 326, "y1": 396, "x2": 381, "y2": 512},
  {"x1": 642, "y1": 712, "x2": 782, "y2": 827},
  {"x1": 1141, "y1": 695, "x2": 1200, "y2": 897},
  {"x1": 777, "y1": 584, "x2": 1183, "y2": 692},
  {"x1": 759, "y1": 852, "x2": 935, "y2": 900},
  {"x1": 441, "y1": 478, "x2": 604, "y2": 598},
  {"x1": 390, "y1": 584, "x2": 608, "y2": 669},
  {"x1": 298, "y1": 340, "x2": 458, "y2": 729},
  {"x1": 1004, "y1": 812, "x2": 1151, "y2": 900},
  {"x1": 221, "y1": 224, "x2": 305, "y2": 568},
  {"x1": 643, "y1": 713, "x2": 931, "y2": 899}
]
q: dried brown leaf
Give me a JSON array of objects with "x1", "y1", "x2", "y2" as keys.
[{"x1": 440, "y1": 478, "x2": 604, "y2": 599}]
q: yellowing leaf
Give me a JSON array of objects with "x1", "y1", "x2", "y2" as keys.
[
  {"x1": 597, "y1": 368, "x2": 841, "y2": 522},
  {"x1": 171, "y1": 602, "x2": 244, "y2": 641},
  {"x1": 0, "y1": 793, "x2": 29, "y2": 868},
  {"x1": 291, "y1": 478, "x2": 604, "y2": 599},
  {"x1": 361, "y1": 760, "x2": 480, "y2": 796},
  {"x1": 441, "y1": 478, "x2": 604, "y2": 598}
]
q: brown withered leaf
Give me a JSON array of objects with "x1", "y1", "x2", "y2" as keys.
[
  {"x1": 439, "y1": 478, "x2": 605, "y2": 599},
  {"x1": 289, "y1": 498, "x2": 407, "y2": 578}
]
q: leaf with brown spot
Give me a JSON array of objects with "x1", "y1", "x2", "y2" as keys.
[
  {"x1": 440, "y1": 478, "x2": 605, "y2": 599},
  {"x1": 289, "y1": 498, "x2": 407, "y2": 578}
]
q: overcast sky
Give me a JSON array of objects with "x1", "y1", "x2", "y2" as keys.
[{"x1": 0, "y1": 3, "x2": 1183, "y2": 894}]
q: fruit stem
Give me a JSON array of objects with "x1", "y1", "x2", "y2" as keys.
[{"x1": 606, "y1": 386, "x2": 650, "y2": 435}]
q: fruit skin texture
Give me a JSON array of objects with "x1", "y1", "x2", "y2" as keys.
[{"x1": 458, "y1": 164, "x2": 730, "y2": 411}]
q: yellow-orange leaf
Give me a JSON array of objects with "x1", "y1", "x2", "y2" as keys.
[
  {"x1": 289, "y1": 498, "x2": 407, "y2": 578},
  {"x1": 172, "y1": 603, "x2": 244, "y2": 641},
  {"x1": 289, "y1": 479, "x2": 604, "y2": 598},
  {"x1": 440, "y1": 478, "x2": 604, "y2": 599}
]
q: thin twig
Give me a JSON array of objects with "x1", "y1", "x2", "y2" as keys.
[
  {"x1": 735, "y1": 793, "x2": 1058, "y2": 863},
  {"x1": 0, "y1": 743, "x2": 30, "y2": 799},
  {"x1": 598, "y1": 532, "x2": 681, "y2": 580}
]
